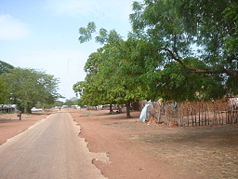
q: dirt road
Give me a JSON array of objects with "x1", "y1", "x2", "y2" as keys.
[
  {"x1": 70, "y1": 109, "x2": 238, "y2": 179},
  {"x1": 0, "y1": 111, "x2": 108, "y2": 179}
]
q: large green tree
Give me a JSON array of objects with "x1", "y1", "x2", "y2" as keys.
[
  {"x1": 95, "y1": 39, "x2": 148, "y2": 117},
  {"x1": 130, "y1": 0, "x2": 238, "y2": 96},
  {"x1": 75, "y1": 2, "x2": 238, "y2": 115},
  {"x1": 2, "y1": 68, "x2": 60, "y2": 113},
  {"x1": 75, "y1": 25, "x2": 157, "y2": 117}
]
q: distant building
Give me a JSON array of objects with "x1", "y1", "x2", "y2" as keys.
[{"x1": 0, "y1": 104, "x2": 17, "y2": 113}]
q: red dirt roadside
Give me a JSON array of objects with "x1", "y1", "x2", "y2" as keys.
[
  {"x1": 70, "y1": 109, "x2": 201, "y2": 179},
  {"x1": 0, "y1": 111, "x2": 52, "y2": 145},
  {"x1": 70, "y1": 108, "x2": 238, "y2": 179}
]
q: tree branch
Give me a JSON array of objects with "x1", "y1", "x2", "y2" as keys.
[
  {"x1": 227, "y1": 56, "x2": 238, "y2": 63},
  {"x1": 187, "y1": 67, "x2": 238, "y2": 78},
  {"x1": 161, "y1": 47, "x2": 185, "y2": 67},
  {"x1": 161, "y1": 47, "x2": 238, "y2": 78}
]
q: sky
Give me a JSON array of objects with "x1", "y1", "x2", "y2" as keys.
[{"x1": 0, "y1": 0, "x2": 135, "y2": 100}]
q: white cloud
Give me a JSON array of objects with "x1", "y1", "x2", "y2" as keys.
[{"x1": 0, "y1": 14, "x2": 30, "y2": 40}]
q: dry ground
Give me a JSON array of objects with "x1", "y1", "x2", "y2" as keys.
[
  {"x1": 1, "y1": 109, "x2": 237, "y2": 178},
  {"x1": 0, "y1": 111, "x2": 53, "y2": 144},
  {"x1": 70, "y1": 109, "x2": 238, "y2": 179}
]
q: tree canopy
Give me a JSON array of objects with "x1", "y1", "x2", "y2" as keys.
[
  {"x1": 75, "y1": 26, "x2": 159, "y2": 117},
  {"x1": 131, "y1": 0, "x2": 237, "y2": 72},
  {"x1": 130, "y1": 0, "x2": 238, "y2": 80},
  {"x1": 1, "y1": 67, "x2": 60, "y2": 113},
  {"x1": 74, "y1": 1, "x2": 238, "y2": 117}
]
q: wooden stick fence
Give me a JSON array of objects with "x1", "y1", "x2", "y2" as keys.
[{"x1": 147, "y1": 99, "x2": 238, "y2": 127}]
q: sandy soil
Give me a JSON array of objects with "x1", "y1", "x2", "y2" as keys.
[
  {"x1": 70, "y1": 109, "x2": 238, "y2": 179},
  {"x1": 0, "y1": 111, "x2": 53, "y2": 145}
]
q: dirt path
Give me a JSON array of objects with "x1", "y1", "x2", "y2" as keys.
[
  {"x1": 0, "y1": 111, "x2": 108, "y2": 179},
  {"x1": 70, "y1": 109, "x2": 198, "y2": 179},
  {"x1": 70, "y1": 109, "x2": 238, "y2": 179}
]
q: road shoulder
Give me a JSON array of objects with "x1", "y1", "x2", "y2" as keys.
[{"x1": 0, "y1": 111, "x2": 53, "y2": 145}]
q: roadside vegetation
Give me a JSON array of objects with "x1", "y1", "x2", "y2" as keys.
[
  {"x1": 0, "y1": 60, "x2": 61, "y2": 113},
  {"x1": 73, "y1": 0, "x2": 238, "y2": 117}
]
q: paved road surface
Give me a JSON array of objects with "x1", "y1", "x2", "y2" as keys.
[{"x1": 0, "y1": 112, "x2": 107, "y2": 179}]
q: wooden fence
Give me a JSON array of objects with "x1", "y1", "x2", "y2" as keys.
[{"x1": 147, "y1": 99, "x2": 238, "y2": 127}]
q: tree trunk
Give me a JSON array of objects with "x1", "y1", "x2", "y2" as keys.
[
  {"x1": 25, "y1": 103, "x2": 32, "y2": 114},
  {"x1": 126, "y1": 103, "x2": 131, "y2": 118},
  {"x1": 109, "y1": 104, "x2": 113, "y2": 114},
  {"x1": 27, "y1": 107, "x2": 32, "y2": 114}
]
